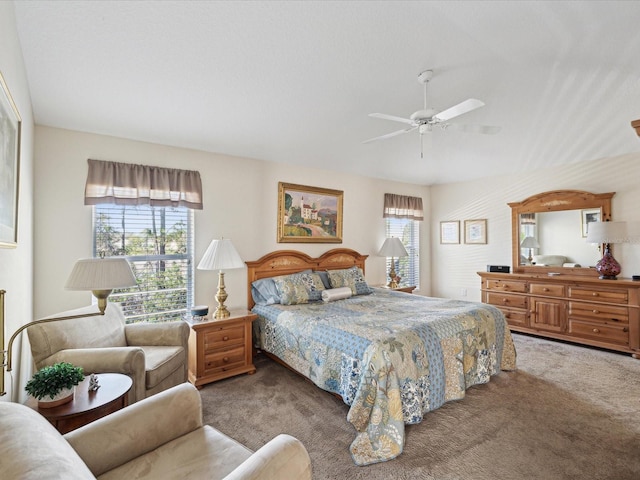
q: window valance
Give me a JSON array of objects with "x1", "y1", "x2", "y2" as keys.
[
  {"x1": 84, "y1": 159, "x2": 203, "y2": 209},
  {"x1": 383, "y1": 193, "x2": 424, "y2": 221}
]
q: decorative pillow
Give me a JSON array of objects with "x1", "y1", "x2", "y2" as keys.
[
  {"x1": 321, "y1": 287, "x2": 352, "y2": 303},
  {"x1": 314, "y1": 270, "x2": 332, "y2": 289},
  {"x1": 326, "y1": 266, "x2": 373, "y2": 296},
  {"x1": 251, "y1": 278, "x2": 281, "y2": 305},
  {"x1": 272, "y1": 272, "x2": 326, "y2": 305}
]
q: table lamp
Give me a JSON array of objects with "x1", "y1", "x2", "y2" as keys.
[
  {"x1": 1, "y1": 257, "x2": 136, "y2": 396},
  {"x1": 379, "y1": 237, "x2": 408, "y2": 289},
  {"x1": 586, "y1": 221, "x2": 627, "y2": 279},
  {"x1": 197, "y1": 238, "x2": 244, "y2": 319},
  {"x1": 520, "y1": 236, "x2": 540, "y2": 264}
]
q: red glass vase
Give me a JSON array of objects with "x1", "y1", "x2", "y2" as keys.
[{"x1": 595, "y1": 244, "x2": 621, "y2": 280}]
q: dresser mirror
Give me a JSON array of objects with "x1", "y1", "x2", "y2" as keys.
[{"x1": 509, "y1": 190, "x2": 615, "y2": 275}]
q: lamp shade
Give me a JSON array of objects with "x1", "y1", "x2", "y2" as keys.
[
  {"x1": 586, "y1": 221, "x2": 628, "y2": 244},
  {"x1": 65, "y1": 257, "x2": 137, "y2": 290},
  {"x1": 197, "y1": 238, "x2": 244, "y2": 271},
  {"x1": 520, "y1": 236, "x2": 540, "y2": 249},
  {"x1": 378, "y1": 237, "x2": 408, "y2": 258}
]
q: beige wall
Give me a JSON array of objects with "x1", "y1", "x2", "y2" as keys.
[
  {"x1": 430, "y1": 152, "x2": 640, "y2": 302},
  {"x1": 0, "y1": 1, "x2": 35, "y2": 402},
  {"x1": 34, "y1": 126, "x2": 431, "y2": 319}
]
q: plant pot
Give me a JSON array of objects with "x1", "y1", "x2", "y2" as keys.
[{"x1": 37, "y1": 387, "x2": 75, "y2": 409}]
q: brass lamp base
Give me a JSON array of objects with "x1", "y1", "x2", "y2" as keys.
[
  {"x1": 387, "y1": 259, "x2": 399, "y2": 289},
  {"x1": 214, "y1": 271, "x2": 231, "y2": 319}
]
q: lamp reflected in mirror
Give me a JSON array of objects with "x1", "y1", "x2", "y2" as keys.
[{"x1": 520, "y1": 236, "x2": 540, "y2": 265}]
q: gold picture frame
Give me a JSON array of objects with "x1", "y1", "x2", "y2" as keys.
[
  {"x1": 440, "y1": 221, "x2": 460, "y2": 244},
  {"x1": 0, "y1": 72, "x2": 21, "y2": 248},
  {"x1": 464, "y1": 219, "x2": 487, "y2": 244},
  {"x1": 277, "y1": 182, "x2": 343, "y2": 243}
]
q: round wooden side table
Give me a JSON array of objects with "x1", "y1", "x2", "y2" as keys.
[{"x1": 25, "y1": 373, "x2": 133, "y2": 434}]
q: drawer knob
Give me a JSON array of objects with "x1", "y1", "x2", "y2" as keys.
[
  {"x1": 592, "y1": 292, "x2": 599, "y2": 297},
  {"x1": 543, "y1": 287, "x2": 549, "y2": 292},
  {"x1": 223, "y1": 336, "x2": 229, "y2": 341},
  {"x1": 592, "y1": 310, "x2": 600, "y2": 314},
  {"x1": 502, "y1": 298, "x2": 509, "y2": 303},
  {"x1": 592, "y1": 328, "x2": 600, "y2": 333},
  {"x1": 223, "y1": 356, "x2": 230, "y2": 362}
]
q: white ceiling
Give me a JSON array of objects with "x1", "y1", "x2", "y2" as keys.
[{"x1": 12, "y1": 0, "x2": 640, "y2": 185}]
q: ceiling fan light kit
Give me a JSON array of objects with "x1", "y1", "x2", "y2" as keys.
[{"x1": 363, "y1": 69, "x2": 501, "y2": 157}]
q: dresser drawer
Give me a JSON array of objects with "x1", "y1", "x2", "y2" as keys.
[
  {"x1": 568, "y1": 319, "x2": 629, "y2": 346},
  {"x1": 485, "y1": 279, "x2": 527, "y2": 293},
  {"x1": 568, "y1": 287, "x2": 628, "y2": 304},
  {"x1": 486, "y1": 292, "x2": 527, "y2": 309},
  {"x1": 203, "y1": 346, "x2": 247, "y2": 374},
  {"x1": 204, "y1": 325, "x2": 245, "y2": 351},
  {"x1": 568, "y1": 302, "x2": 628, "y2": 323},
  {"x1": 530, "y1": 283, "x2": 565, "y2": 297},
  {"x1": 497, "y1": 307, "x2": 528, "y2": 327}
]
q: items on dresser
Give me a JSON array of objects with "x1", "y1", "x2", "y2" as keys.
[
  {"x1": 185, "y1": 309, "x2": 257, "y2": 387},
  {"x1": 478, "y1": 271, "x2": 640, "y2": 358}
]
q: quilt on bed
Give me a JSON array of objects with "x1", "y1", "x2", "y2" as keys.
[{"x1": 252, "y1": 288, "x2": 517, "y2": 465}]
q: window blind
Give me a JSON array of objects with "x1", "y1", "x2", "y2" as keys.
[{"x1": 385, "y1": 217, "x2": 420, "y2": 288}]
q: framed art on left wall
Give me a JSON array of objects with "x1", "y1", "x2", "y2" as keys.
[{"x1": 0, "y1": 72, "x2": 21, "y2": 248}]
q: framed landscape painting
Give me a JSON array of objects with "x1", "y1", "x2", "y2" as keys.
[
  {"x1": 0, "y1": 72, "x2": 21, "y2": 248},
  {"x1": 277, "y1": 182, "x2": 343, "y2": 243}
]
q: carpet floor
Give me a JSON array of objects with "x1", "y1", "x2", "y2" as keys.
[{"x1": 200, "y1": 333, "x2": 640, "y2": 479}]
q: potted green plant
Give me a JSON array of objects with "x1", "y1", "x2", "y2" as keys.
[{"x1": 25, "y1": 362, "x2": 85, "y2": 408}]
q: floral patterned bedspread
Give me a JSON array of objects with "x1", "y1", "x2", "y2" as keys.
[{"x1": 252, "y1": 288, "x2": 517, "y2": 465}]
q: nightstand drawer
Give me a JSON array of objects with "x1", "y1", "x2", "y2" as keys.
[
  {"x1": 486, "y1": 292, "x2": 527, "y2": 309},
  {"x1": 204, "y1": 325, "x2": 245, "y2": 351},
  {"x1": 204, "y1": 346, "x2": 246, "y2": 373}
]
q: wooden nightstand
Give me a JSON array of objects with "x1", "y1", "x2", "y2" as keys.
[
  {"x1": 379, "y1": 285, "x2": 416, "y2": 294},
  {"x1": 185, "y1": 309, "x2": 257, "y2": 388}
]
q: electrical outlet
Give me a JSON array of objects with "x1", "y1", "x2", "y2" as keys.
[{"x1": 460, "y1": 288, "x2": 467, "y2": 297}]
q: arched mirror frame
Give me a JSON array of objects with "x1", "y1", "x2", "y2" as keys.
[{"x1": 509, "y1": 190, "x2": 615, "y2": 276}]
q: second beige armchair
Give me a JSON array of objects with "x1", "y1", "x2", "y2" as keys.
[{"x1": 27, "y1": 303, "x2": 189, "y2": 404}]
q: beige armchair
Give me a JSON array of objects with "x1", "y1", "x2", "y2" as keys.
[
  {"x1": 27, "y1": 303, "x2": 189, "y2": 404},
  {"x1": 0, "y1": 383, "x2": 312, "y2": 479}
]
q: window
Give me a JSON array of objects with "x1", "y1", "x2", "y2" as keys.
[
  {"x1": 385, "y1": 218, "x2": 420, "y2": 289},
  {"x1": 93, "y1": 204, "x2": 194, "y2": 323}
]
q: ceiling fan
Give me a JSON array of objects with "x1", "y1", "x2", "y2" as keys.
[{"x1": 363, "y1": 70, "x2": 501, "y2": 157}]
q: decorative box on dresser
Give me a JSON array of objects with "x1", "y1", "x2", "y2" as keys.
[
  {"x1": 478, "y1": 271, "x2": 640, "y2": 358},
  {"x1": 185, "y1": 309, "x2": 257, "y2": 388}
]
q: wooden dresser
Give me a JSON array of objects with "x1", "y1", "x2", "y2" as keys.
[
  {"x1": 478, "y1": 272, "x2": 640, "y2": 358},
  {"x1": 185, "y1": 309, "x2": 257, "y2": 388}
]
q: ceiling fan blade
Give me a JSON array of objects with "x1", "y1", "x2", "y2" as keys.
[
  {"x1": 369, "y1": 113, "x2": 415, "y2": 126},
  {"x1": 449, "y1": 124, "x2": 501, "y2": 135},
  {"x1": 433, "y1": 98, "x2": 485, "y2": 122},
  {"x1": 362, "y1": 126, "x2": 417, "y2": 144}
]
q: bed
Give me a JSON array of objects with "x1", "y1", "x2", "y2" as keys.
[{"x1": 246, "y1": 248, "x2": 517, "y2": 465}]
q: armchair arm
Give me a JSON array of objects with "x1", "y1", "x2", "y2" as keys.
[
  {"x1": 64, "y1": 383, "x2": 202, "y2": 477},
  {"x1": 43, "y1": 347, "x2": 146, "y2": 403},
  {"x1": 125, "y1": 321, "x2": 189, "y2": 348},
  {"x1": 224, "y1": 434, "x2": 312, "y2": 480}
]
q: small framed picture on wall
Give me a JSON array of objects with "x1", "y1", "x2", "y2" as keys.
[
  {"x1": 464, "y1": 219, "x2": 487, "y2": 244},
  {"x1": 440, "y1": 221, "x2": 460, "y2": 244}
]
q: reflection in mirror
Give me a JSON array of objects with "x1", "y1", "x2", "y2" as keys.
[
  {"x1": 518, "y1": 210, "x2": 601, "y2": 268},
  {"x1": 509, "y1": 190, "x2": 614, "y2": 276}
]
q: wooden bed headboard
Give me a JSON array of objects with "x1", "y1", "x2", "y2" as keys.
[{"x1": 245, "y1": 248, "x2": 368, "y2": 309}]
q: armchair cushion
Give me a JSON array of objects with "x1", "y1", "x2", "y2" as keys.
[{"x1": 139, "y1": 345, "x2": 185, "y2": 389}]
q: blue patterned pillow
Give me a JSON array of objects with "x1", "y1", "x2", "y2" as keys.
[
  {"x1": 326, "y1": 266, "x2": 373, "y2": 296},
  {"x1": 251, "y1": 278, "x2": 281, "y2": 305},
  {"x1": 272, "y1": 272, "x2": 326, "y2": 305}
]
